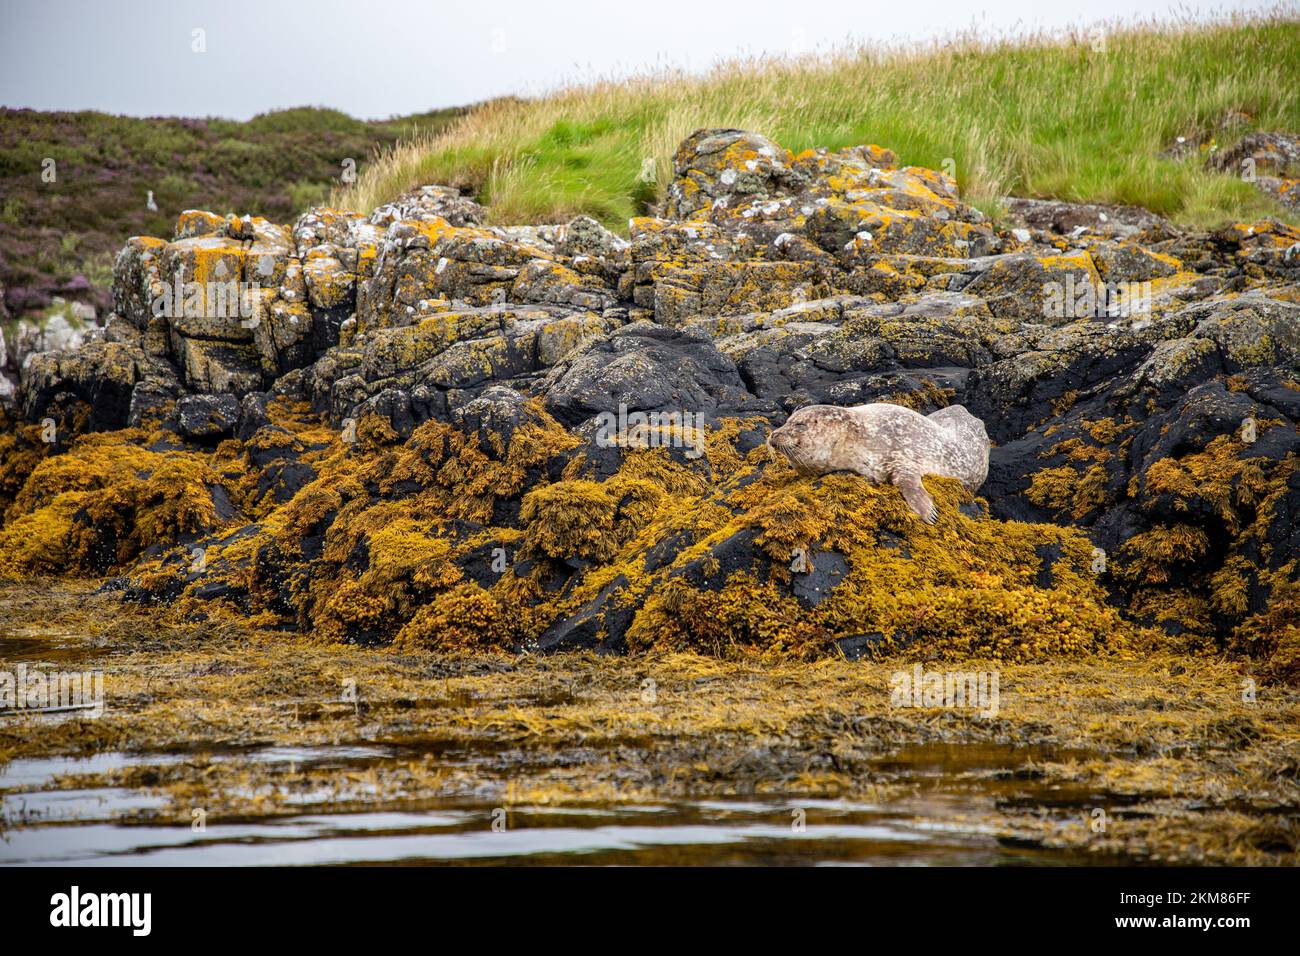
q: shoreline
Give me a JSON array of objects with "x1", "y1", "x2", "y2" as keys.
[{"x1": 3, "y1": 579, "x2": 1295, "y2": 865}]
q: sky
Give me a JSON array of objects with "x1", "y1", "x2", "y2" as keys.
[{"x1": 0, "y1": 0, "x2": 1288, "y2": 120}]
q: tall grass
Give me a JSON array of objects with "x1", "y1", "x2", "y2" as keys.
[{"x1": 335, "y1": 10, "x2": 1300, "y2": 229}]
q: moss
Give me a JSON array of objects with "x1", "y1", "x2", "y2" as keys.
[
  {"x1": 569, "y1": 449, "x2": 1135, "y2": 662},
  {"x1": 373, "y1": 402, "x2": 581, "y2": 523},
  {"x1": 883, "y1": 381, "x2": 957, "y2": 412},
  {"x1": 1082, "y1": 416, "x2": 1133, "y2": 445},
  {"x1": 0, "y1": 406, "x2": 1134, "y2": 662},
  {"x1": 1118, "y1": 525, "x2": 1212, "y2": 585},
  {"x1": 1141, "y1": 434, "x2": 1274, "y2": 530},
  {"x1": 0, "y1": 415, "x2": 53, "y2": 518},
  {"x1": 521, "y1": 480, "x2": 622, "y2": 562},
  {"x1": 627, "y1": 573, "x2": 826, "y2": 660},
  {"x1": 1108, "y1": 424, "x2": 1300, "y2": 679},
  {"x1": 1229, "y1": 565, "x2": 1300, "y2": 684}
]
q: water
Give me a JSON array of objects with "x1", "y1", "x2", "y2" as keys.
[
  {"x1": 0, "y1": 598, "x2": 1114, "y2": 866},
  {"x1": 0, "y1": 744, "x2": 1102, "y2": 866}
]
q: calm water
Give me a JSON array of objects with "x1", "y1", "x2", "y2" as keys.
[
  {"x1": 1, "y1": 610, "x2": 1110, "y2": 866},
  {"x1": 0, "y1": 743, "x2": 1106, "y2": 866}
]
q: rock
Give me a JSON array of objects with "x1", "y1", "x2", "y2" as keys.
[
  {"x1": 833, "y1": 633, "x2": 889, "y2": 660},
  {"x1": 790, "y1": 549, "x2": 851, "y2": 607},
  {"x1": 369, "y1": 184, "x2": 487, "y2": 228},
  {"x1": 664, "y1": 128, "x2": 805, "y2": 219},
  {"x1": 169, "y1": 336, "x2": 264, "y2": 395},
  {"x1": 1186, "y1": 289, "x2": 1300, "y2": 371},
  {"x1": 175, "y1": 209, "x2": 229, "y2": 239},
  {"x1": 235, "y1": 392, "x2": 272, "y2": 440},
  {"x1": 451, "y1": 386, "x2": 532, "y2": 452},
  {"x1": 532, "y1": 574, "x2": 631, "y2": 653},
  {"x1": 112, "y1": 236, "x2": 169, "y2": 328},
  {"x1": 1203, "y1": 132, "x2": 1300, "y2": 211},
  {"x1": 127, "y1": 376, "x2": 184, "y2": 428},
  {"x1": 962, "y1": 251, "x2": 1102, "y2": 323},
  {"x1": 9, "y1": 126, "x2": 1299, "y2": 682},
  {"x1": 20, "y1": 334, "x2": 181, "y2": 432},
  {"x1": 357, "y1": 216, "x2": 619, "y2": 329},
  {"x1": 1254, "y1": 176, "x2": 1300, "y2": 210},
  {"x1": 1002, "y1": 198, "x2": 1172, "y2": 239},
  {"x1": 541, "y1": 320, "x2": 769, "y2": 428},
  {"x1": 557, "y1": 215, "x2": 629, "y2": 261},
  {"x1": 1207, "y1": 131, "x2": 1300, "y2": 177},
  {"x1": 12, "y1": 309, "x2": 87, "y2": 364},
  {"x1": 1090, "y1": 243, "x2": 1181, "y2": 283},
  {"x1": 110, "y1": 207, "x2": 372, "y2": 398},
  {"x1": 304, "y1": 302, "x2": 617, "y2": 426},
  {"x1": 173, "y1": 393, "x2": 241, "y2": 440}
]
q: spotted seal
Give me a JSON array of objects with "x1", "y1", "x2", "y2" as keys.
[{"x1": 767, "y1": 402, "x2": 990, "y2": 523}]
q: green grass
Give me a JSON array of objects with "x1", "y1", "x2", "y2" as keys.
[{"x1": 337, "y1": 11, "x2": 1300, "y2": 229}]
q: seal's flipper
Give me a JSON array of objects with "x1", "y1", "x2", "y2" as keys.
[{"x1": 894, "y1": 472, "x2": 938, "y2": 524}]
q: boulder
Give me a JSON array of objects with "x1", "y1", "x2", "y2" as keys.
[
  {"x1": 173, "y1": 393, "x2": 241, "y2": 441},
  {"x1": 20, "y1": 334, "x2": 181, "y2": 432},
  {"x1": 1207, "y1": 131, "x2": 1300, "y2": 177},
  {"x1": 542, "y1": 320, "x2": 770, "y2": 428},
  {"x1": 664, "y1": 128, "x2": 805, "y2": 220}
]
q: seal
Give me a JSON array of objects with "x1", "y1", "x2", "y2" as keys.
[{"x1": 767, "y1": 402, "x2": 990, "y2": 523}]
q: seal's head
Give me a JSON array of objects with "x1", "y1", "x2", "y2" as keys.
[{"x1": 767, "y1": 411, "x2": 838, "y2": 474}]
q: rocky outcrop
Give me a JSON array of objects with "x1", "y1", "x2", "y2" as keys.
[
  {"x1": 1206, "y1": 131, "x2": 1300, "y2": 209},
  {"x1": 4, "y1": 127, "x2": 1300, "y2": 681},
  {"x1": 1002, "y1": 198, "x2": 1174, "y2": 240}
]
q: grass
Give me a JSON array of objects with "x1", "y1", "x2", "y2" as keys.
[{"x1": 335, "y1": 11, "x2": 1300, "y2": 230}]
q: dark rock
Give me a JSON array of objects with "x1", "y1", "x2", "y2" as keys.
[
  {"x1": 542, "y1": 320, "x2": 771, "y2": 428},
  {"x1": 452, "y1": 385, "x2": 531, "y2": 453},
  {"x1": 236, "y1": 392, "x2": 272, "y2": 440},
  {"x1": 174, "y1": 393, "x2": 241, "y2": 441},
  {"x1": 533, "y1": 574, "x2": 631, "y2": 653},
  {"x1": 833, "y1": 633, "x2": 888, "y2": 661},
  {"x1": 790, "y1": 549, "x2": 850, "y2": 607}
]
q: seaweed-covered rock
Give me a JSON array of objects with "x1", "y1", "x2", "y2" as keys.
[{"x1": 4, "y1": 127, "x2": 1299, "y2": 682}]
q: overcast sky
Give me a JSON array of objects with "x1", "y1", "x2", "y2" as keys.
[{"x1": 0, "y1": 0, "x2": 1287, "y2": 120}]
